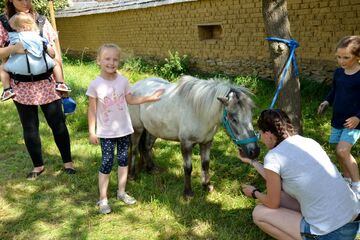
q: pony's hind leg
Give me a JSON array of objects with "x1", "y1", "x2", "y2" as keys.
[
  {"x1": 180, "y1": 140, "x2": 195, "y2": 198},
  {"x1": 141, "y1": 131, "x2": 157, "y2": 173},
  {"x1": 128, "y1": 130, "x2": 143, "y2": 179},
  {"x1": 200, "y1": 141, "x2": 214, "y2": 192}
]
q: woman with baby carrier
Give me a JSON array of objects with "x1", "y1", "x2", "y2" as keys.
[{"x1": 0, "y1": 0, "x2": 76, "y2": 179}]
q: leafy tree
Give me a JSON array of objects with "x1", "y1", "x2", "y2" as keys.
[
  {"x1": 0, "y1": 0, "x2": 68, "y2": 16},
  {"x1": 262, "y1": 0, "x2": 302, "y2": 133}
]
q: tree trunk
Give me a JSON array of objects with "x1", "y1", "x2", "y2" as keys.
[{"x1": 262, "y1": 0, "x2": 302, "y2": 134}]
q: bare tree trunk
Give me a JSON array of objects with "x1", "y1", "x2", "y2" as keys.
[{"x1": 262, "y1": 0, "x2": 302, "y2": 134}]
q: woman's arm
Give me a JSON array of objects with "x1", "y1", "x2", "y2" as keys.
[
  {"x1": 88, "y1": 97, "x2": 98, "y2": 145},
  {"x1": 242, "y1": 169, "x2": 282, "y2": 209},
  {"x1": 0, "y1": 42, "x2": 23, "y2": 59},
  {"x1": 238, "y1": 150, "x2": 266, "y2": 179},
  {"x1": 125, "y1": 89, "x2": 164, "y2": 105},
  {"x1": 46, "y1": 44, "x2": 56, "y2": 59}
]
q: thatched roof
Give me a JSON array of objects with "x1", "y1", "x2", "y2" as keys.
[{"x1": 56, "y1": 0, "x2": 196, "y2": 17}]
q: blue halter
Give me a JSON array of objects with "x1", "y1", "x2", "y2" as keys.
[{"x1": 222, "y1": 108, "x2": 259, "y2": 146}]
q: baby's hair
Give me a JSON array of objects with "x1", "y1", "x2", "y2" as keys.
[
  {"x1": 257, "y1": 109, "x2": 295, "y2": 146},
  {"x1": 336, "y1": 36, "x2": 360, "y2": 57},
  {"x1": 97, "y1": 43, "x2": 121, "y2": 58},
  {"x1": 10, "y1": 12, "x2": 39, "y2": 32}
]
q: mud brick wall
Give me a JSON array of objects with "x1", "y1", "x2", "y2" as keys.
[{"x1": 56, "y1": 0, "x2": 360, "y2": 83}]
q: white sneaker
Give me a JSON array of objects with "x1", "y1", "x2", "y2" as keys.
[
  {"x1": 117, "y1": 192, "x2": 136, "y2": 205},
  {"x1": 97, "y1": 199, "x2": 111, "y2": 214}
]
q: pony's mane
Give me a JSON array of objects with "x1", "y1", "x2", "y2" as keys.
[{"x1": 174, "y1": 75, "x2": 253, "y2": 117}]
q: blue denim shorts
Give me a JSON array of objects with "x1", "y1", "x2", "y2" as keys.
[
  {"x1": 329, "y1": 127, "x2": 360, "y2": 145},
  {"x1": 300, "y1": 218, "x2": 359, "y2": 240}
]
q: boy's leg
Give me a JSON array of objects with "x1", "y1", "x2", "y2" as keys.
[
  {"x1": 53, "y1": 61, "x2": 71, "y2": 92},
  {"x1": 0, "y1": 64, "x2": 11, "y2": 89},
  {"x1": 0, "y1": 64, "x2": 15, "y2": 101},
  {"x1": 252, "y1": 204, "x2": 302, "y2": 240}
]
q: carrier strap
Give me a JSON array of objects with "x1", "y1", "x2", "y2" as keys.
[{"x1": 10, "y1": 68, "x2": 54, "y2": 83}]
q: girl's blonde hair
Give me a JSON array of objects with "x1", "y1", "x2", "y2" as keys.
[
  {"x1": 336, "y1": 36, "x2": 360, "y2": 57},
  {"x1": 97, "y1": 43, "x2": 121, "y2": 58},
  {"x1": 10, "y1": 12, "x2": 39, "y2": 32}
]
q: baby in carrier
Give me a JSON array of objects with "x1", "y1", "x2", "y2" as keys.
[{"x1": 0, "y1": 12, "x2": 70, "y2": 101}]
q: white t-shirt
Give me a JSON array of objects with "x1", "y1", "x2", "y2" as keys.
[
  {"x1": 86, "y1": 74, "x2": 134, "y2": 138},
  {"x1": 264, "y1": 135, "x2": 359, "y2": 235}
]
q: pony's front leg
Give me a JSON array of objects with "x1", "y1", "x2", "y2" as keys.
[
  {"x1": 180, "y1": 140, "x2": 194, "y2": 198},
  {"x1": 200, "y1": 141, "x2": 214, "y2": 192}
]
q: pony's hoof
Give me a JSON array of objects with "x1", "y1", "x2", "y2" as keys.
[
  {"x1": 206, "y1": 184, "x2": 214, "y2": 192},
  {"x1": 146, "y1": 166, "x2": 163, "y2": 174},
  {"x1": 183, "y1": 190, "x2": 194, "y2": 200},
  {"x1": 202, "y1": 183, "x2": 214, "y2": 192}
]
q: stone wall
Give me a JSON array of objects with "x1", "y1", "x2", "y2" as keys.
[{"x1": 56, "y1": 0, "x2": 360, "y2": 83}]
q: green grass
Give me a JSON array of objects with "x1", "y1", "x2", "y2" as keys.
[{"x1": 0, "y1": 61, "x2": 358, "y2": 240}]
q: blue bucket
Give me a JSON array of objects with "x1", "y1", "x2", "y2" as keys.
[{"x1": 62, "y1": 97, "x2": 76, "y2": 115}]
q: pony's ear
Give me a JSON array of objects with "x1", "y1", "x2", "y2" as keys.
[{"x1": 217, "y1": 97, "x2": 229, "y2": 106}]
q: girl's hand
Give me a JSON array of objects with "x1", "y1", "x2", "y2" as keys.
[
  {"x1": 150, "y1": 89, "x2": 165, "y2": 101},
  {"x1": 317, "y1": 101, "x2": 329, "y2": 114},
  {"x1": 238, "y1": 149, "x2": 252, "y2": 164},
  {"x1": 89, "y1": 133, "x2": 99, "y2": 144},
  {"x1": 344, "y1": 116, "x2": 360, "y2": 129},
  {"x1": 241, "y1": 184, "x2": 257, "y2": 198}
]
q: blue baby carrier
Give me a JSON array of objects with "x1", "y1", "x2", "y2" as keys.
[{"x1": 0, "y1": 14, "x2": 54, "y2": 82}]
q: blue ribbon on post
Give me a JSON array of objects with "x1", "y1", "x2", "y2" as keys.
[{"x1": 266, "y1": 38, "x2": 299, "y2": 109}]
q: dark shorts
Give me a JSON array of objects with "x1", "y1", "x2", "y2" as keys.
[{"x1": 300, "y1": 218, "x2": 359, "y2": 240}]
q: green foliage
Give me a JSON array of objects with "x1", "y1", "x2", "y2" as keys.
[
  {"x1": 0, "y1": 0, "x2": 68, "y2": 16},
  {"x1": 155, "y1": 51, "x2": 189, "y2": 81},
  {"x1": 122, "y1": 57, "x2": 151, "y2": 73}
]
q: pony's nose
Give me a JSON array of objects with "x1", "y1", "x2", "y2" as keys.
[{"x1": 248, "y1": 146, "x2": 260, "y2": 159}]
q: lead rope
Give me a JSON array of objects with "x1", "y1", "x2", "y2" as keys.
[{"x1": 266, "y1": 38, "x2": 299, "y2": 109}]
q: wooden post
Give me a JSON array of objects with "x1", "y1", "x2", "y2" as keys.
[{"x1": 48, "y1": 0, "x2": 62, "y2": 60}]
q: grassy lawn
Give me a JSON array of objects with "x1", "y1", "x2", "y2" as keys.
[{"x1": 0, "y1": 60, "x2": 358, "y2": 240}]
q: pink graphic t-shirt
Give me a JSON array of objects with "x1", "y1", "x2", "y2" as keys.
[{"x1": 86, "y1": 74, "x2": 134, "y2": 138}]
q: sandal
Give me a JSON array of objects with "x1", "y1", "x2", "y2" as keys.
[
  {"x1": 55, "y1": 82, "x2": 72, "y2": 92},
  {"x1": 26, "y1": 169, "x2": 44, "y2": 180},
  {"x1": 1, "y1": 87, "x2": 15, "y2": 101},
  {"x1": 64, "y1": 168, "x2": 76, "y2": 174}
]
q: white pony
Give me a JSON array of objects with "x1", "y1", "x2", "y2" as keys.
[{"x1": 128, "y1": 75, "x2": 259, "y2": 198}]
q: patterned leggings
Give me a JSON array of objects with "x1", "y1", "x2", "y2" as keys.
[{"x1": 99, "y1": 135, "x2": 130, "y2": 174}]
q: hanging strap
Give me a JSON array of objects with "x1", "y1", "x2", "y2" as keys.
[{"x1": 266, "y1": 38, "x2": 299, "y2": 109}]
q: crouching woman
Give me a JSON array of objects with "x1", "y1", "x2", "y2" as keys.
[{"x1": 240, "y1": 109, "x2": 359, "y2": 240}]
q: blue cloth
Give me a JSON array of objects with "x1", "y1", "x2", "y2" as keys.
[
  {"x1": 329, "y1": 127, "x2": 360, "y2": 145},
  {"x1": 325, "y1": 68, "x2": 360, "y2": 130},
  {"x1": 9, "y1": 32, "x2": 47, "y2": 57},
  {"x1": 300, "y1": 217, "x2": 359, "y2": 240},
  {"x1": 4, "y1": 31, "x2": 54, "y2": 75}
]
